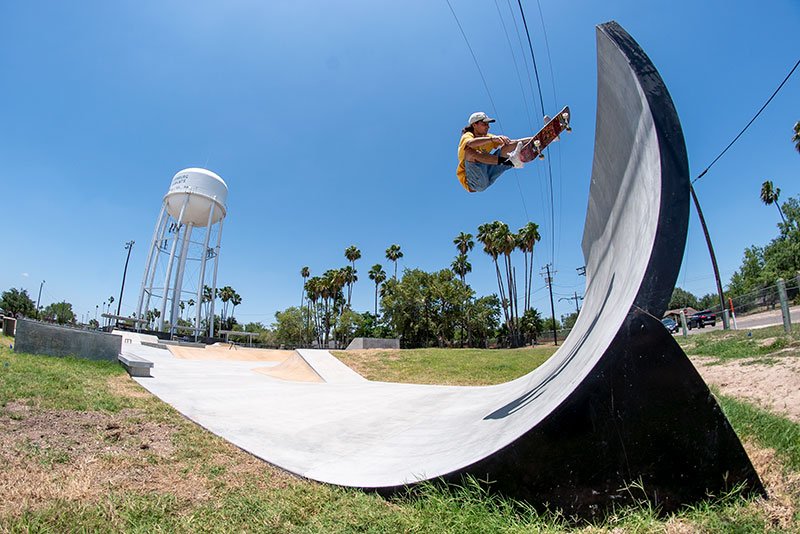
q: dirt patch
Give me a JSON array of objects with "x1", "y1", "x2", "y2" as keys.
[
  {"x1": 746, "y1": 442, "x2": 800, "y2": 529},
  {"x1": 690, "y1": 355, "x2": 800, "y2": 422},
  {"x1": 0, "y1": 401, "x2": 290, "y2": 515}
]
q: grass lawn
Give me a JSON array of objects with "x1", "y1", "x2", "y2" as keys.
[
  {"x1": 333, "y1": 345, "x2": 558, "y2": 385},
  {"x1": 1, "y1": 332, "x2": 798, "y2": 532},
  {"x1": 675, "y1": 324, "x2": 800, "y2": 363}
]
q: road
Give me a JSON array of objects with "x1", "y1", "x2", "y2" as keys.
[{"x1": 676, "y1": 305, "x2": 800, "y2": 336}]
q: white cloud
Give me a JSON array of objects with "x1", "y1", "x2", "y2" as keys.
[{"x1": 21, "y1": 272, "x2": 29, "y2": 278}]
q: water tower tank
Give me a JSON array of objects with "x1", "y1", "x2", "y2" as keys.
[{"x1": 164, "y1": 168, "x2": 228, "y2": 226}]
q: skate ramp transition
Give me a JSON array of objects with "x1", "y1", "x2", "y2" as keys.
[{"x1": 128, "y1": 22, "x2": 763, "y2": 515}]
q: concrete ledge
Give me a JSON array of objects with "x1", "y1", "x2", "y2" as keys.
[
  {"x1": 141, "y1": 341, "x2": 169, "y2": 350},
  {"x1": 118, "y1": 353, "x2": 154, "y2": 378},
  {"x1": 346, "y1": 337, "x2": 400, "y2": 350},
  {"x1": 14, "y1": 319, "x2": 122, "y2": 362}
]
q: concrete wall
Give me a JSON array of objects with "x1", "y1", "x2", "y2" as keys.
[
  {"x1": 345, "y1": 337, "x2": 400, "y2": 350},
  {"x1": 14, "y1": 319, "x2": 122, "y2": 362}
]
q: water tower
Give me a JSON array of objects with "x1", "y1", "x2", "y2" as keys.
[{"x1": 136, "y1": 168, "x2": 228, "y2": 339}]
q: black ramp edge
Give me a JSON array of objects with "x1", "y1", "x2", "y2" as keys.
[{"x1": 424, "y1": 22, "x2": 764, "y2": 517}]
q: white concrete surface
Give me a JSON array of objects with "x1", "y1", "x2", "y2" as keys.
[{"x1": 125, "y1": 25, "x2": 684, "y2": 490}]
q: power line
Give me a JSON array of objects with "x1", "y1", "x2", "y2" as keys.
[
  {"x1": 514, "y1": 0, "x2": 556, "y2": 266},
  {"x1": 444, "y1": 0, "x2": 501, "y2": 120},
  {"x1": 694, "y1": 58, "x2": 800, "y2": 184}
]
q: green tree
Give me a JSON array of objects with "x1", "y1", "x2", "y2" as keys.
[
  {"x1": 0, "y1": 288, "x2": 36, "y2": 317},
  {"x1": 519, "y1": 307, "x2": 544, "y2": 345},
  {"x1": 42, "y1": 301, "x2": 76, "y2": 325},
  {"x1": 385, "y1": 244, "x2": 403, "y2": 279},
  {"x1": 668, "y1": 287, "x2": 700, "y2": 310},
  {"x1": 464, "y1": 295, "x2": 501, "y2": 347},
  {"x1": 697, "y1": 293, "x2": 717, "y2": 310},
  {"x1": 380, "y1": 268, "x2": 472, "y2": 348},
  {"x1": 760, "y1": 180, "x2": 786, "y2": 224},
  {"x1": 272, "y1": 307, "x2": 305, "y2": 346},
  {"x1": 562, "y1": 311, "x2": 579, "y2": 330},
  {"x1": 450, "y1": 254, "x2": 472, "y2": 284},
  {"x1": 727, "y1": 246, "x2": 767, "y2": 299},
  {"x1": 793, "y1": 120, "x2": 800, "y2": 153},
  {"x1": 368, "y1": 264, "x2": 387, "y2": 316}
]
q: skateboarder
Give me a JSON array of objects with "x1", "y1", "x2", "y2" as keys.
[{"x1": 456, "y1": 111, "x2": 530, "y2": 193}]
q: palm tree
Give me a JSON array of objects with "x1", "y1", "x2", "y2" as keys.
[
  {"x1": 760, "y1": 180, "x2": 786, "y2": 224},
  {"x1": 453, "y1": 232, "x2": 474, "y2": 256},
  {"x1": 477, "y1": 221, "x2": 506, "y2": 312},
  {"x1": 344, "y1": 246, "x2": 361, "y2": 306},
  {"x1": 230, "y1": 292, "x2": 242, "y2": 322},
  {"x1": 305, "y1": 277, "x2": 323, "y2": 346},
  {"x1": 342, "y1": 266, "x2": 358, "y2": 308},
  {"x1": 368, "y1": 264, "x2": 387, "y2": 316},
  {"x1": 187, "y1": 298, "x2": 196, "y2": 325},
  {"x1": 451, "y1": 254, "x2": 472, "y2": 284},
  {"x1": 517, "y1": 222, "x2": 541, "y2": 312},
  {"x1": 202, "y1": 285, "x2": 214, "y2": 328},
  {"x1": 477, "y1": 221, "x2": 520, "y2": 345},
  {"x1": 494, "y1": 223, "x2": 519, "y2": 342},
  {"x1": 793, "y1": 121, "x2": 800, "y2": 153},
  {"x1": 218, "y1": 285, "x2": 235, "y2": 322},
  {"x1": 451, "y1": 253, "x2": 473, "y2": 347},
  {"x1": 385, "y1": 244, "x2": 403, "y2": 279},
  {"x1": 300, "y1": 266, "x2": 310, "y2": 309}
]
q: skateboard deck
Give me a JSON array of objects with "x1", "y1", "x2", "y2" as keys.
[{"x1": 517, "y1": 106, "x2": 571, "y2": 163}]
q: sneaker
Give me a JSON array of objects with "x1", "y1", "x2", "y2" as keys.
[{"x1": 507, "y1": 141, "x2": 525, "y2": 168}]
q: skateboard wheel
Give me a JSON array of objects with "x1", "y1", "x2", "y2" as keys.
[
  {"x1": 566, "y1": 126, "x2": 572, "y2": 132},
  {"x1": 533, "y1": 140, "x2": 541, "y2": 147},
  {"x1": 562, "y1": 112, "x2": 569, "y2": 120},
  {"x1": 538, "y1": 154, "x2": 545, "y2": 160}
]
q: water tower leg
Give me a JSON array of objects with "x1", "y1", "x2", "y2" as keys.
[
  {"x1": 195, "y1": 204, "x2": 217, "y2": 341},
  {"x1": 169, "y1": 222, "x2": 194, "y2": 336},
  {"x1": 208, "y1": 218, "x2": 224, "y2": 339},
  {"x1": 158, "y1": 196, "x2": 190, "y2": 332},
  {"x1": 136, "y1": 202, "x2": 167, "y2": 330}
]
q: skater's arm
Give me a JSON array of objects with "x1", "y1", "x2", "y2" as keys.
[{"x1": 465, "y1": 135, "x2": 511, "y2": 149}]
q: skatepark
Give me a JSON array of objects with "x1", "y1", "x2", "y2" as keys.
[{"x1": 111, "y1": 23, "x2": 763, "y2": 515}]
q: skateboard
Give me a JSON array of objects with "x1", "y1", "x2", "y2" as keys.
[{"x1": 517, "y1": 106, "x2": 571, "y2": 163}]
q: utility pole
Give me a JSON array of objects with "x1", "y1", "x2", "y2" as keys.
[
  {"x1": 559, "y1": 291, "x2": 583, "y2": 314},
  {"x1": 36, "y1": 280, "x2": 45, "y2": 316},
  {"x1": 116, "y1": 240, "x2": 135, "y2": 326},
  {"x1": 689, "y1": 185, "x2": 729, "y2": 329},
  {"x1": 541, "y1": 264, "x2": 558, "y2": 346}
]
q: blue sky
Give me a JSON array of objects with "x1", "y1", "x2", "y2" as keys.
[{"x1": 1, "y1": 0, "x2": 798, "y2": 326}]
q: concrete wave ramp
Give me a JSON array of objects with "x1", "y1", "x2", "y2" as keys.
[{"x1": 127, "y1": 22, "x2": 763, "y2": 515}]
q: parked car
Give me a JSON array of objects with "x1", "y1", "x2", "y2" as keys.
[
  {"x1": 688, "y1": 310, "x2": 716, "y2": 329},
  {"x1": 661, "y1": 317, "x2": 679, "y2": 333}
]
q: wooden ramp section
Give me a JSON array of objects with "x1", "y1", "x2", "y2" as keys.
[
  {"x1": 253, "y1": 352, "x2": 324, "y2": 383},
  {"x1": 166, "y1": 344, "x2": 294, "y2": 362}
]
